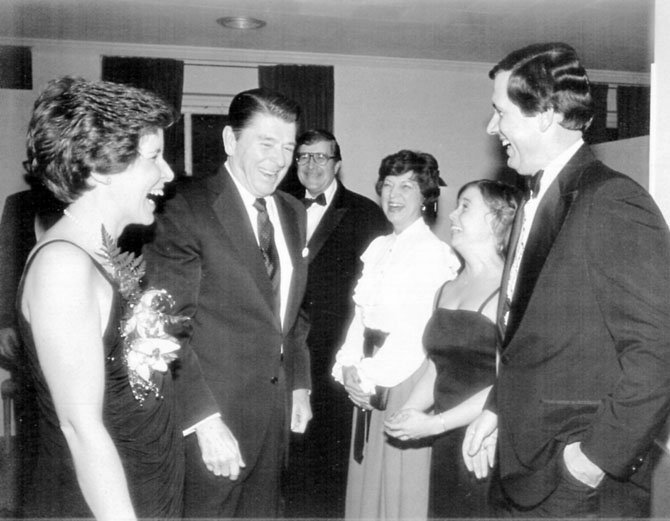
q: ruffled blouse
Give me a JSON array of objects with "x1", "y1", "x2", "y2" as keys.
[{"x1": 332, "y1": 218, "x2": 460, "y2": 392}]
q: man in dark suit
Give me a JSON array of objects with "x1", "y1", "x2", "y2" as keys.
[
  {"x1": 463, "y1": 43, "x2": 670, "y2": 517},
  {"x1": 142, "y1": 88, "x2": 312, "y2": 518},
  {"x1": 282, "y1": 129, "x2": 389, "y2": 517}
]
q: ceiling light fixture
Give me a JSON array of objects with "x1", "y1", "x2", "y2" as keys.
[{"x1": 217, "y1": 16, "x2": 266, "y2": 30}]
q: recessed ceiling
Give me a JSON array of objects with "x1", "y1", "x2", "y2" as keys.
[{"x1": 1, "y1": 0, "x2": 654, "y2": 72}]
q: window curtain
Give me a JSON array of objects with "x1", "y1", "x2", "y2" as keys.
[
  {"x1": 258, "y1": 64, "x2": 334, "y2": 194},
  {"x1": 585, "y1": 82, "x2": 610, "y2": 145},
  {"x1": 101, "y1": 56, "x2": 184, "y2": 173},
  {"x1": 0, "y1": 45, "x2": 32, "y2": 89},
  {"x1": 617, "y1": 85, "x2": 650, "y2": 139}
]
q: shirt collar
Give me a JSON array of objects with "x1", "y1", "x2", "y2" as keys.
[
  {"x1": 304, "y1": 177, "x2": 338, "y2": 206},
  {"x1": 394, "y1": 217, "x2": 429, "y2": 244},
  {"x1": 225, "y1": 160, "x2": 274, "y2": 208}
]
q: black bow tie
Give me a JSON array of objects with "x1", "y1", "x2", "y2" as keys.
[
  {"x1": 524, "y1": 170, "x2": 544, "y2": 199},
  {"x1": 302, "y1": 193, "x2": 326, "y2": 208}
]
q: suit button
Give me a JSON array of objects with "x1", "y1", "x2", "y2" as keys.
[
  {"x1": 501, "y1": 354, "x2": 510, "y2": 365},
  {"x1": 270, "y1": 376, "x2": 278, "y2": 384}
]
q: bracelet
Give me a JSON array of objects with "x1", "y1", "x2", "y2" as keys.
[{"x1": 437, "y1": 413, "x2": 447, "y2": 433}]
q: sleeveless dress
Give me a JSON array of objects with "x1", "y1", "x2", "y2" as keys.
[
  {"x1": 17, "y1": 240, "x2": 184, "y2": 518},
  {"x1": 423, "y1": 287, "x2": 499, "y2": 518}
]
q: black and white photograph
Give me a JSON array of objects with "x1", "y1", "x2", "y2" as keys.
[{"x1": 2, "y1": 1, "x2": 670, "y2": 519}]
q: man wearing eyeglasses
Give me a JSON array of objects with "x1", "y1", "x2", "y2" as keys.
[{"x1": 283, "y1": 129, "x2": 389, "y2": 518}]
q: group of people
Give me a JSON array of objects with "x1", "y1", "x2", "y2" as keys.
[{"x1": 3, "y1": 40, "x2": 670, "y2": 520}]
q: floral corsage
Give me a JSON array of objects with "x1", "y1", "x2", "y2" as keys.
[{"x1": 99, "y1": 230, "x2": 187, "y2": 404}]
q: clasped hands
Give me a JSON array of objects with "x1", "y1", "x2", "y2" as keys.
[
  {"x1": 342, "y1": 365, "x2": 373, "y2": 410},
  {"x1": 384, "y1": 408, "x2": 438, "y2": 441}
]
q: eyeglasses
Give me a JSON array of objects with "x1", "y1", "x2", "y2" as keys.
[{"x1": 295, "y1": 152, "x2": 337, "y2": 166}]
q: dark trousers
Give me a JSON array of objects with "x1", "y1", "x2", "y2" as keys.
[
  {"x1": 492, "y1": 458, "x2": 651, "y2": 519},
  {"x1": 183, "y1": 367, "x2": 287, "y2": 518},
  {"x1": 283, "y1": 378, "x2": 351, "y2": 518}
]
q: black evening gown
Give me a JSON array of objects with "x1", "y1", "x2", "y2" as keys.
[
  {"x1": 423, "y1": 288, "x2": 498, "y2": 518},
  {"x1": 17, "y1": 241, "x2": 184, "y2": 518}
]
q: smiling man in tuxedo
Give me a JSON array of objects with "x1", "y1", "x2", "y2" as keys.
[
  {"x1": 463, "y1": 42, "x2": 670, "y2": 518},
  {"x1": 282, "y1": 129, "x2": 389, "y2": 518}
]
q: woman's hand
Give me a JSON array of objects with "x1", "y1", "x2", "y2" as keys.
[
  {"x1": 384, "y1": 408, "x2": 441, "y2": 440},
  {"x1": 342, "y1": 365, "x2": 372, "y2": 410}
]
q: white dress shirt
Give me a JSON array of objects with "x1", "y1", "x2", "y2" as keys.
[
  {"x1": 332, "y1": 218, "x2": 460, "y2": 392},
  {"x1": 226, "y1": 162, "x2": 293, "y2": 328},
  {"x1": 304, "y1": 179, "x2": 337, "y2": 242},
  {"x1": 507, "y1": 138, "x2": 584, "y2": 305}
]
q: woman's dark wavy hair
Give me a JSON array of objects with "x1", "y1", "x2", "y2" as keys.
[
  {"x1": 457, "y1": 179, "x2": 522, "y2": 258},
  {"x1": 228, "y1": 88, "x2": 301, "y2": 138},
  {"x1": 25, "y1": 76, "x2": 176, "y2": 203},
  {"x1": 489, "y1": 42, "x2": 594, "y2": 132},
  {"x1": 375, "y1": 149, "x2": 443, "y2": 225}
]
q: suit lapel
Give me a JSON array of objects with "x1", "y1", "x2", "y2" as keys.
[
  {"x1": 208, "y1": 166, "x2": 277, "y2": 317},
  {"x1": 306, "y1": 181, "x2": 348, "y2": 262},
  {"x1": 275, "y1": 192, "x2": 307, "y2": 332},
  {"x1": 503, "y1": 145, "x2": 591, "y2": 345}
]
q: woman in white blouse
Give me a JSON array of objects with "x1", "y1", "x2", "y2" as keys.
[{"x1": 332, "y1": 150, "x2": 460, "y2": 520}]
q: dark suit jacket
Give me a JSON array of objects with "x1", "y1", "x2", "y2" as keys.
[
  {"x1": 1, "y1": 189, "x2": 62, "y2": 374},
  {"x1": 492, "y1": 145, "x2": 670, "y2": 507},
  {"x1": 142, "y1": 166, "x2": 311, "y2": 472},
  {"x1": 0, "y1": 188, "x2": 62, "y2": 495},
  {"x1": 0, "y1": 189, "x2": 62, "y2": 332},
  {"x1": 301, "y1": 180, "x2": 389, "y2": 381}
]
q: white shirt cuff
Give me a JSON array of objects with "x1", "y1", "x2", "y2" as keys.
[{"x1": 182, "y1": 412, "x2": 221, "y2": 436}]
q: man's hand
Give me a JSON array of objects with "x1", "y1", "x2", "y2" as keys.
[
  {"x1": 563, "y1": 442, "x2": 605, "y2": 488},
  {"x1": 195, "y1": 416, "x2": 245, "y2": 479},
  {"x1": 462, "y1": 410, "x2": 498, "y2": 479},
  {"x1": 291, "y1": 388, "x2": 313, "y2": 433},
  {"x1": 342, "y1": 365, "x2": 373, "y2": 410}
]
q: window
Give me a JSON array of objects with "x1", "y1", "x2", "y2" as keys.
[{"x1": 180, "y1": 63, "x2": 258, "y2": 176}]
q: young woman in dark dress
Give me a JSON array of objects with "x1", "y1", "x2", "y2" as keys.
[
  {"x1": 18, "y1": 77, "x2": 184, "y2": 519},
  {"x1": 385, "y1": 179, "x2": 520, "y2": 518}
]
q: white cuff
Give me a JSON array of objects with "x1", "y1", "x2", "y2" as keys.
[{"x1": 182, "y1": 412, "x2": 221, "y2": 436}]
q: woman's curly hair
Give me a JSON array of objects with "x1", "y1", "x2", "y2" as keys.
[
  {"x1": 457, "y1": 179, "x2": 522, "y2": 258},
  {"x1": 25, "y1": 76, "x2": 176, "y2": 202},
  {"x1": 375, "y1": 149, "x2": 444, "y2": 225}
]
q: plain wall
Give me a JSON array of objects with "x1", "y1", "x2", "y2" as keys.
[
  {"x1": 335, "y1": 64, "x2": 499, "y2": 240},
  {"x1": 592, "y1": 135, "x2": 649, "y2": 189}
]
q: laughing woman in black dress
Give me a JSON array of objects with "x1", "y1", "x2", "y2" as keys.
[
  {"x1": 18, "y1": 77, "x2": 183, "y2": 519},
  {"x1": 385, "y1": 179, "x2": 520, "y2": 518}
]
